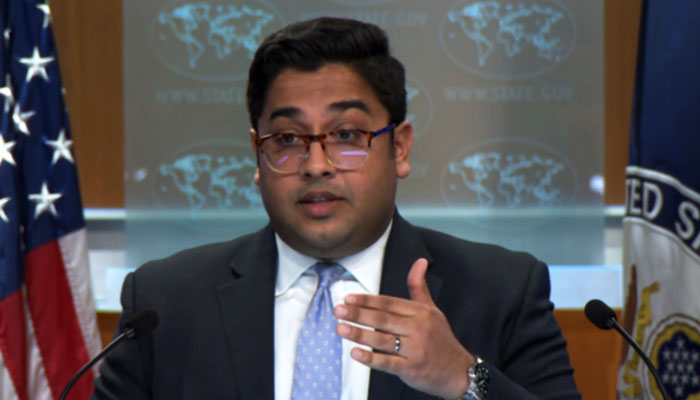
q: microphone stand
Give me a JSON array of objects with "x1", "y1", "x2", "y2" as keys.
[
  {"x1": 611, "y1": 320, "x2": 671, "y2": 400},
  {"x1": 58, "y1": 330, "x2": 130, "y2": 400}
]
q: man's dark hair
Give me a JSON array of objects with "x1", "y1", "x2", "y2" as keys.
[{"x1": 246, "y1": 17, "x2": 406, "y2": 131}]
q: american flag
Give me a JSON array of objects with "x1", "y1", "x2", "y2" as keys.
[{"x1": 0, "y1": 1, "x2": 101, "y2": 399}]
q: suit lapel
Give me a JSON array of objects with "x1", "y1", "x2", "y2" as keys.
[
  {"x1": 368, "y1": 213, "x2": 443, "y2": 400},
  {"x1": 216, "y1": 225, "x2": 277, "y2": 400}
]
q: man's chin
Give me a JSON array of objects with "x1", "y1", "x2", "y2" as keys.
[{"x1": 290, "y1": 228, "x2": 354, "y2": 259}]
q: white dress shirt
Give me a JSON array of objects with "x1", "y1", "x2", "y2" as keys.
[{"x1": 274, "y1": 222, "x2": 392, "y2": 400}]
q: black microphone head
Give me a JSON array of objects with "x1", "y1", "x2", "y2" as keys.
[
  {"x1": 584, "y1": 299, "x2": 617, "y2": 330},
  {"x1": 124, "y1": 310, "x2": 159, "y2": 338}
]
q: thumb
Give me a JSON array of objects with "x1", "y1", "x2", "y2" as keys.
[{"x1": 407, "y1": 258, "x2": 434, "y2": 305}]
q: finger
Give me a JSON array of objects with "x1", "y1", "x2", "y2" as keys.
[
  {"x1": 343, "y1": 294, "x2": 419, "y2": 316},
  {"x1": 337, "y1": 323, "x2": 406, "y2": 355},
  {"x1": 335, "y1": 304, "x2": 411, "y2": 334},
  {"x1": 349, "y1": 346, "x2": 406, "y2": 375},
  {"x1": 407, "y1": 258, "x2": 434, "y2": 305}
]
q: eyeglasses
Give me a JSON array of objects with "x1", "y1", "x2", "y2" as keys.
[{"x1": 254, "y1": 124, "x2": 394, "y2": 173}]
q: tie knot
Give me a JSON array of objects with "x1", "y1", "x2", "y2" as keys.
[{"x1": 313, "y1": 262, "x2": 345, "y2": 289}]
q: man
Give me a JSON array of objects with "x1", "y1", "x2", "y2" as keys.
[{"x1": 93, "y1": 17, "x2": 580, "y2": 399}]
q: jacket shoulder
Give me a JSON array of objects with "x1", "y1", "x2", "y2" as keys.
[
  {"x1": 132, "y1": 227, "x2": 271, "y2": 285},
  {"x1": 414, "y1": 225, "x2": 543, "y2": 275}
]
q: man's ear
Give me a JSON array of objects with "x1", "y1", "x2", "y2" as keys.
[
  {"x1": 393, "y1": 120, "x2": 414, "y2": 179},
  {"x1": 249, "y1": 128, "x2": 261, "y2": 185}
]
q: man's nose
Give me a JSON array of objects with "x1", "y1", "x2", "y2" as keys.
[{"x1": 301, "y1": 141, "x2": 336, "y2": 178}]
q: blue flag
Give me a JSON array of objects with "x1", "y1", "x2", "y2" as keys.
[{"x1": 618, "y1": 1, "x2": 700, "y2": 399}]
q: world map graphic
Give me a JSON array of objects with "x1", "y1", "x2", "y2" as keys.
[
  {"x1": 157, "y1": 3, "x2": 275, "y2": 69},
  {"x1": 157, "y1": 153, "x2": 261, "y2": 219},
  {"x1": 444, "y1": 152, "x2": 568, "y2": 208},
  {"x1": 440, "y1": 0, "x2": 576, "y2": 79},
  {"x1": 447, "y1": 2, "x2": 566, "y2": 67}
]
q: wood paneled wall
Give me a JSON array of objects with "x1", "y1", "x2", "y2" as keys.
[
  {"x1": 605, "y1": 0, "x2": 642, "y2": 204},
  {"x1": 50, "y1": 0, "x2": 124, "y2": 207}
]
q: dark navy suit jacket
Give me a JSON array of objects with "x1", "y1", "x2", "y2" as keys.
[{"x1": 92, "y1": 213, "x2": 580, "y2": 399}]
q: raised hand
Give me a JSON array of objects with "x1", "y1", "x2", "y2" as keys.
[{"x1": 334, "y1": 258, "x2": 474, "y2": 399}]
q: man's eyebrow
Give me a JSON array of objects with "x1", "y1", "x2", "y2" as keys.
[
  {"x1": 328, "y1": 100, "x2": 371, "y2": 115},
  {"x1": 268, "y1": 106, "x2": 301, "y2": 122},
  {"x1": 267, "y1": 100, "x2": 371, "y2": 123}
]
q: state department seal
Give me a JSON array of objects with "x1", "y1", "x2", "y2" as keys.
[{"x1": 645, "y1": 314, "x2": 700, "y2": 400}]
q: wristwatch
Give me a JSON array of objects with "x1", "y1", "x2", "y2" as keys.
[{"x1": 459, "y1": 356, "x2": 489, "y2": 399}]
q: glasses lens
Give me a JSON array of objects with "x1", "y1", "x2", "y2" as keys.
[
  {"x1": 326, "y1": 130, "x2": 369, "y2": 169},
  {"x1": 262, "y1": 134, "x2": 306, "y2": 172}
]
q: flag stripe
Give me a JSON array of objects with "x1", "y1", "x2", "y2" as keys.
[
  {"x1": 0, "y1": 291, "x2": 28, "y2": 400},
  {"x1": 23, "y1": 289, "x2": 52, "y2": 400},
  {"x1": 25, "y1": 240, "x2": 93, "y2": 399},
  {"x1": 58, "y1": 229, "x2": 102, "y2": 371},
  {"x1": 0, "y1": 350, "x2": 21, "y2": 400}
]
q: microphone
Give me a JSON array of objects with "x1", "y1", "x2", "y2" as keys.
[
  {"x1": 59, "y1": 310, "x2": 159, "y2": 400},
  {"x1": 584, "y1": 299, "x2": 670, "y2": 400},
  {"x1": 584, "y1": 298, "x2": 617, "y2": 330}
]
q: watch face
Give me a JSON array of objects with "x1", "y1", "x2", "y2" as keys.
[{"x1": 466, "y1": 357, "x2": 489, "y2": 398}]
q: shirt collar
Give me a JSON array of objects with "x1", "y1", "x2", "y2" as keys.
[{"x1": 275, "y1": 220, "x2": 393, "y2": 296}]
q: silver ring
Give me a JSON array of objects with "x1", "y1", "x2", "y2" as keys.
[{"x1": 393, "y1": 337, "x2": 401, "y2": 354}]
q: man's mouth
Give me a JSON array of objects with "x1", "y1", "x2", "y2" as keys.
[
  {"x1": 298, "y1": 191, "x2": 343, "y2": 204},
  {"x1": 298, "y1": 191, "x2": 344, "y2": 217}
]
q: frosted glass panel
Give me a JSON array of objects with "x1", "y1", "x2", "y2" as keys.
[{"x1": 124, "y1": 0, "x2": 604, "y2": 269}]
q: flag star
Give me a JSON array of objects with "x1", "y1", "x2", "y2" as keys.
[
  {"x1": 0, "y1": 197, "x2": 10, "y2": 223},
  {"x1": 18, "y1": 47, "x2": 54, "y2": 83},
  {"x1": 28, "y1": 182, "x2": 62, "y2": 219},
  {"x1": 0, "y1": 134, "x2": 16, "y2": 167},
  {"x1": 36, "y1": 3, "x2": 52, "y2": 29},
  {"x1": 0, "y1": 74, "x2": 13, "y2": 112},
  {"x1": 45, "y1": 129, "x2": 74, "y2": 164},
  {"x1": 13, "y1": 104, "x2": 35, "y2": 135}
]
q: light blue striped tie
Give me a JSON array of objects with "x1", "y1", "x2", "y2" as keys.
[{"x1": 291, "y1": 262, "x2": 345, "y2": 400}]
